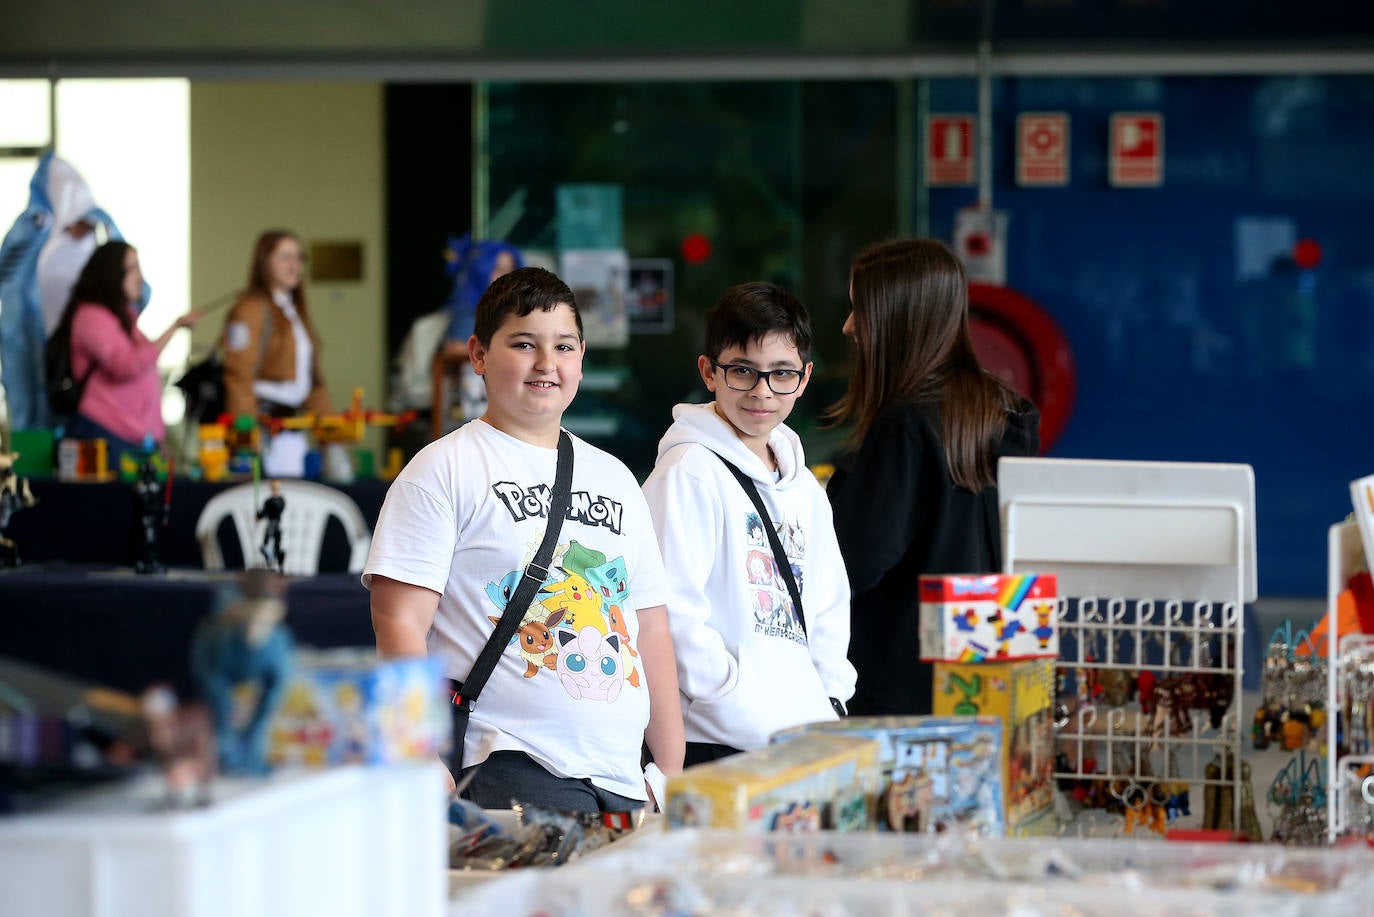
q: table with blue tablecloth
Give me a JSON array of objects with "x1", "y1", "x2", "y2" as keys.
[
  {"x1": 0, "y1": 564, "x2": 375, "y2": 698},
  {"x1": 5, "y1": 477, "x2": 390, "y2": 570}
]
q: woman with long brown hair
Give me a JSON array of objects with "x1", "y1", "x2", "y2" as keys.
[
  {"x1": 220, "y1": 230, "x2": 330, "y2": 420},
  {"x1": 54, "y1": 240, "x2": 202, "y2": 462},
  {"x1": 220, "y1": 230, "x2": 331, "y2": 476},
  {"x1": 826, "y1": 239, "x2": 1040, "y2": 715}
]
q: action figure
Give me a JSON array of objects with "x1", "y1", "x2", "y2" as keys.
[
  {"x1": 257, "y1": 478, "x2": 286, "y2": 572},
  {"x1": 133, "y1": 444, "x2": 165, "y2": 574},
  {"x1": 191, "y1": 568, "x2": 294, "y2": 775},
  {"x1": 0, "y1": 451, "x2": 38, "y2": 567}
]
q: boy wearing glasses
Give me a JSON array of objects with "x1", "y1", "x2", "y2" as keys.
[{"x1": 642, "y1": 282, "x2": 856, "y2": 766}]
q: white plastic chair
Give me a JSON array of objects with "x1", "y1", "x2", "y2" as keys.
[{"x1": 194, "y1": 480, "x2": 372, "y2": 576}]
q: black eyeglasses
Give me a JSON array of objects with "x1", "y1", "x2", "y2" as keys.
[{"x1": 711, "y1": 360, "x2": 805, "y2": 395}]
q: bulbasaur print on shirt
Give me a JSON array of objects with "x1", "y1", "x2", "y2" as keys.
[
  {"x1": 483, "y1": 477, "x2": 641, "y2": 704},
  {"x1": 742, "y1": 510, "x2": 807, "y2": 645}
]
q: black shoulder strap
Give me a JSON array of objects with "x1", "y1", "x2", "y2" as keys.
[
  {"x1": 456, "y1": 430, "x2": 574, "y2": 709},
  {"x1": 715, "y1": 453, "x2": 807, "y2": 637}
]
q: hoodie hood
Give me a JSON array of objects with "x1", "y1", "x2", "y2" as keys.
[
  {"x1": 26, "y1": 152, "x2": 54, "y2": 218},
  {"x1": 656, "y1": 401, "x2": 808, "y2": 487},
  {"x1": 36, "y1": 156, "x2": 105, "y2": 338},
  {"x1": 44, "y1": 155, "x2": 97, "y2": 233}
]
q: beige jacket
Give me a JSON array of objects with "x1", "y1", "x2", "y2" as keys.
[{"x1": 220, "y1": 291, "x2": 330, "y2": 417}]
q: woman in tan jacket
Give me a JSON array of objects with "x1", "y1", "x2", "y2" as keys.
[{"x1": 221, "y1": 229, "x2": 330, "y2": 420}]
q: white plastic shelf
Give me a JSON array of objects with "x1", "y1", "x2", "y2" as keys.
[{"x1": 0, "y1": 763, "x2": 447, "y2": 917}]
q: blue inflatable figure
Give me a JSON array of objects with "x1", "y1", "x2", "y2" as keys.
[
  {"x1": 442, "y1": 234, "x2": 522, "y2": 343},
  {"x1": 0, "y1": 153, "x2": 147, "y2": 430},
  {"x1": 191, "y1": 569, "x2": 294, "y2": 776}
]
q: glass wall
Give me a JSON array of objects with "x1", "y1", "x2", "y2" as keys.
[{"x1": 484, "y1": 79, "x2": 897, "y2": 475}]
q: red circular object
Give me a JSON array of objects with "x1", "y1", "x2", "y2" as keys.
[
  {"x1": 967, "y1": 282, "x2": 1077, "y2": 453},
  {"x1": 1293, "y1": 238, "x2": 1322, "y2": 270},
  {"x1": 963, "y1": 233, "x2": 990, "y2": 257},
  {"x1": 681, "y1": 233, "x2": 712, "y2": 264}
]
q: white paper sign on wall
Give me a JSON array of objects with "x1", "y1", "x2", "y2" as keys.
[{"x1": 954, "y1": 206, "x2": 1009, "y2": 286}]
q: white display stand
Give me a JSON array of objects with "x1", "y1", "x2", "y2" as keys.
[
  {"x1": 1327, "y1": 484, "x2": 1374, "y2": 842},
  {"x1": 0, "y1": 763, "x2": 447, "y2": 917},
  {"x1": 999, "y1": 457, "x2": 1256, "y2": 834}
]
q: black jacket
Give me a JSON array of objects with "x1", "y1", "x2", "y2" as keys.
[{"x1": 827, "y1": 398, "x2": 1040, "y2": 715}]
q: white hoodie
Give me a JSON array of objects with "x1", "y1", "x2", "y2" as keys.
[{"x1": 642, "y1": 402, "x2": 857, "y2": 751}]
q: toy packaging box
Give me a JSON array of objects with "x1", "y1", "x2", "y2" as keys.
[
  {"x1": 267, "y1": 649, "x2": 449, "y2": 768},
  {"x1": 771, "y1": 715, "x2": 1005, "y2": 836},
  {"x1": 919, "y1": 572, "x2": 1059, "y2": 662},
  {"x1": 932, "y1": 658, "x2": 1055, "y2": 831},
  {"x1": 664, "y1": 734, "x2": 881, "y2": 834}
]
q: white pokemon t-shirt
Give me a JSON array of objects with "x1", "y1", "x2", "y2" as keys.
[{"x1": 364, "y1": 420, "x2": 667, "y2": 799}]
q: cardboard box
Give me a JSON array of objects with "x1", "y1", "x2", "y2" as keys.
[
  {"x1": 664, "y1": 734, "x2": 880, "y2": 833},
  {"x1": 932, "y1": 658, "x2": 1055, "y2": 829},
  {"x1": 268, "y1": 650, "x2": 449, "y2": 768},
  {"x1": 919, "y1": 573, "x2": 1059, "y2": 662},
  {"x1": 772, "y1": 715, "x2": 1004, "y2": 836}
]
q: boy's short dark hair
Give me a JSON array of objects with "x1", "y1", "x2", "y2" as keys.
[
  {"x1": 704, "y1": 281, "x2": 812, "y2": 364},
  {"x1": 473, "y1": 266, "x2": 583, "y2": 346}
]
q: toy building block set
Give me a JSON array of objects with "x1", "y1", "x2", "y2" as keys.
[
  {"x1": 772, "y1": 715, "x2": 1005, "y2": 836},
  {"x1": 919, "y1": 572, "x2": 1059, "y2": 662},
  {"x1": 932, "y1": 657, "x2": 1056, "y2": 833},
  {"x1": 267, "y1": 650, "x2": 449, "y2": 768},
  {"x1": 664, "y1": 733, "x2": 881, "y2": 833}
]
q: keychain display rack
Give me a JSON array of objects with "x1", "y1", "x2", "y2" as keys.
[
  {"x1": 1328, "y1": 478, "x2": 1374, "y2": 841},
  {"x1": 1053, "y1": 596, "x2": 1245, "y2": 833},
  {"x1": 1329, "y1": 628, "x2": 1374, "y2": 843},
  {"x1": 999, "y1": 458, "x2": 1257, "y2": 835}
]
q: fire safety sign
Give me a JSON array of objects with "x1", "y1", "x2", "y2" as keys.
[
  {"x1": 926, "y1": 114, "x2": 976, "y2": 186},
  {"x1": 1109, "y1": 112, "x2": 1164, "y2": 187},
  {"x1": 1016, "y1": 113, "x2": 1069, "y2": 187}
]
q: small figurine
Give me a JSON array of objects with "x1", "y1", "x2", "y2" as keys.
[
  {"x1": 133, "y1": 440, "x2": 167, "y2": 574},
  {"x1": 0, "y1": 450, "x2": 38, "y2": 567},
  {"x1": 191, "y1": 569, "x2": 294, "y2": 775},
  {"x1": 141, "y1": 685, "x2": 216, "y2": 808},
  {"x1": 257, "y1": 479, "x2": 286, "y2": 572}
]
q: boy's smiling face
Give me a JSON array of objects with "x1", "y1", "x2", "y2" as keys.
[
  {"x1": 469, "y1": 303, "x2": 584, "y2": 445},
  {"x1": 697, "y1": 331, "x2": 811, "y2": 458}
]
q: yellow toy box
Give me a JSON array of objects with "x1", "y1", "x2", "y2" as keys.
[
  {"x1": 932, "y1": 658, "x2": 1055, "y2": 831},
  {"x1": 665, "y1": 734, "x2": 881, "y2": 833},
  {"x1": 919, "y1": 572, "x2": 1059, "y2": 662},
  {"x1": 771, "y1": 715, "x2": 1005, "y2": 836},
  {"x1": 268, "y1": 649, "x2": 449, "y2": 768}
]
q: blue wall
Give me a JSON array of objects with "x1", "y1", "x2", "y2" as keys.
[{"x1": 928, "y1": 75, "x2": 1374, "y2": 597}]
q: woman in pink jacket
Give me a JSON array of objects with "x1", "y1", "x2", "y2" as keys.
[{"x1": 53, "y1": 241, "x2": 202, "y2": 462}]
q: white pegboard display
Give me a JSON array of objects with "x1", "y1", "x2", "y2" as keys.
[
  {"x1": 1326, "y1": 512, "x2": 1374, "y2": 843},
  {"x1": 999, "y1": 458, "x2": 1255, "y2": 837},
  {"x1": 1051, "y1": 596, "x2": 1251, "y2": 836}
]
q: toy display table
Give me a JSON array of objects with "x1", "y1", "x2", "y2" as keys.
[{"x1": 0, "y1": 763, "x2": 447, "y2": 917}]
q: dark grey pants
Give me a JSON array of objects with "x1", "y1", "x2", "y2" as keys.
[{"x1": 461, "y1": 750, "x2": 643, "y2": 814}]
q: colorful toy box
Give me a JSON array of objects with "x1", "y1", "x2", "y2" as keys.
[
  {"x1": 664, "y1": 734, "x2": 880, "y2": 833},
  {"x1": 267, "y1": 649, "x2": 449, "y2": 768},
  {"x1": 919, "y1": 572, "x2": 1059, "y2": 662},
  {"x1": 772, "y1": 715, "x2": 1005, "y2": 836},
  {"x1": 932, "y1": 658, "x2": 1056, "y2": 832}
]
